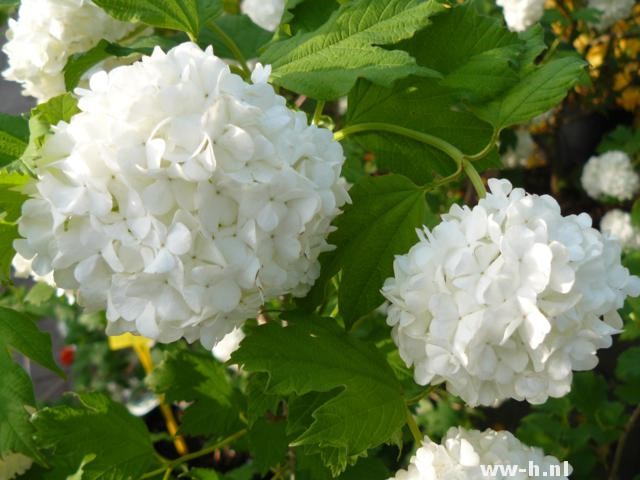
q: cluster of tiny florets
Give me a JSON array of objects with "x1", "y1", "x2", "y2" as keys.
[
  {"x1": 390, "y1": 427, "x2": 570, "y2": 480},
  {"x1": 581, "y1": 150, "x2": 640, "y2": 202},
  {"x1": 16, "y1": 42, "x2": 349, "y2": 349},
  {"x1": 2, "y1": 0, "x2": 134, "y2": 102},
  {"x1": 496, "y1": 0, "x2": 546, "y2": 32},
  {"x1": 241, "y1": 0, "x2": 285, "y2": 32},
  {"x1": 588, "y1": 0, "x2": 635, "y2": 30},
  {"x1": 600, "y1": 209, "x2": 640, "y2": 250},
  {"x1": 382, "y1": 179, "x2": 640, "y2": 406}
]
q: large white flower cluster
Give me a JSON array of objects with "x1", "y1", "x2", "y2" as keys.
[
  {"x1": 2, "y1": 0, "x2": 134, "y2": 102},
  {"x1": 16, "y1": 42, "x2": 348, "y2": 349},
  {"x1": 588, "y1": 0, "x2": 635, "y2": 30},
  {"x1": 496, "y1": 0, "x2": 546, "y2": 32},
  {"x1": 241, "y1": 0, "x2": 285, "y2": 32},
  {"x1": 390, "y1": 427, "x2": 570, "y2": 479},
  {"x1": 502, "y1": 128, "x2": 535, "y2": 169},
  {"x1": 0, "y1": 452, "x2": 33, "y2": 480},
  {"x1": 601, "y1": 209, "x2": 640, "y2": 250},
  {"x1": 382, "y1": 178, "x2": 640, "y2": 406},
  {"x1": 581, "y1": 150, "x2": 640, "y2": 202}
]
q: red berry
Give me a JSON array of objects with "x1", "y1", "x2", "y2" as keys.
[{"x1": 59, "y1": 345, "x2": 75, "y2": 366}]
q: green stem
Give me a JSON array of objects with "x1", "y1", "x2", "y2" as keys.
[
  {"x1": 465, "y1": 129, "x2": 500, "y2": 162},
  {"x1": 140, "y1": 429, "x2": 247, "y2": 479},
  {"x1": 187, "y1": 31, "x2": 198, "y2": 43},
  {"x1": 334, "y1": 123, "x2": 464, "y2": 170},
  {"x1": 463, "y1": 159, "x2": 486, "y2": 198},
  {"x1": 405, "y1": 408, "x2": 423, "y2": 445},
  {"x1": 207, "y1": 22, "x2": 251, "y2": 79},
  {"x1": 313, "y1": 101, "x2": 325, "y2": 124}
]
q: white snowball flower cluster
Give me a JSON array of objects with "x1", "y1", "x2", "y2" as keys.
[
  {"x1": 241, "y1": 0, "x2": 285, "y2": 32},
  {"x1": 502, "y1": 128, "x2": 535, "y2": 169},
  {"x1": 0, "y1": 452, "x2": 33, "y2": 480},
  {"x1": 581, "y1": 150, "x2": 640, "y2": 202},
  {"x1": 390, "y1": 427, "x2": 570, "y2": 480},
  {"x1": 588, "y1": 0, "x2": 635, "y2": 30},
  {"x1": 12, "y1": 253, "x2": 75, "y2": 303},
  {"x1": 601, "y1": 209, "x2": 640, "y2": 250},
  {"x1": 382, "y1": 178, "x2": 640, "y2": 406},
  {"x1": 16, "y1": 42, "x2": 348, "y2": 349},
  {"x1": 2, "y1": 0, "x2": 135, "y2": 102},
  {"x1": 496, "y1": 0, "x2": 546, "y2": 32}
]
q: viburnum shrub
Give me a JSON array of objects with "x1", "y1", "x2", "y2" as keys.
[{"x1": 0, "y1": 0, "x2": 639, "y2": 479}]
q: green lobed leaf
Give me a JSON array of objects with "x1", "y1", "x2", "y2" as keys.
[
  {"x1": 0, "y1": 348, "x2": 41, "y2": 461},
  {"x1": 302, "y1": 174, "x2": 426, "y2": 327},
  {"x1": 247, "y1": 417, "x2": 290, "y2": 474},
  {"x1": 0, "y1": 307, "x2": 64, "y2": 376},
  {"x1": 32, "y1": 392, "x2": 160, "y2": 479},
  {"x1": 615, "y1": 347, "x2": 640, "y2": 385},
  {"x1": 93, "y1": 0, "x2": 222, "y2": 38},
  {"x1": 147, "y1": 348, "x2": 243, "y2": 437},
  {"x1": 468, "y1": 27, "x2": 587, "y2": 129},
  {"x1": 231, "y1": 318, "x2": 407, "y2": 475},
  {"x1": 598, "y1": 126, "x2": 640, "y2": 156},
  {"x1": 0, "y1": 223, "x2": 18, "y2": 282},
  {"x1": 281, "y1": 0, "x2": 340, "y2": 35},
  {"x1": 200, "y1": 14, "x2": 272, "y2": 60},
  {"x1": 260, "y1": 0, "x2": 444, "y2": 100},
  {"x1": 0, "y1": 172, "x2": 29, "y2": 223},
  {"x1": 0, "y1": 113, "x2": 29, "y2": 168}
]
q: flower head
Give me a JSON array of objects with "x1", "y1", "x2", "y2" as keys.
[
  {"x1": 600, "y1": 209, "x2": 640, "y2": 250},
  {"x1": 588, "y1": 0, "x2": 635, "y2": 30},
  {"x1": 496, "y1": 0, "x2": 546, "y2": 32},
  {"x1": 581, "y1": 150, "x2": 640, "y2": 202},
  {"x1": 2, "y1": 0, "x2": 135, "y2": 102},
  {"x1": 382, "y1": 179, "x2": 640, "y2": 406},
  {"x1": 241, "y1": 0, "x2": 285, "y2": 32},
  {"x1": 16, "y1": 42, "x2": 348, "y2": 349},
  {"x1": 390, "y1": 427, "x2": 570, "y2": 479}
]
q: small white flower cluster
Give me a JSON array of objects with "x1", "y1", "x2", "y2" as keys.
[
  {"x1": 16, "y1": 43, "x2": 348, "y2": 349},
  {"x1": 601, "y1": 209, "x2": 640, "y2": 250},
  {"x1": 581, "y1": 150, "x2": 640, "y2": 202},
  {"x1": 496, "y1": 0, "x2": 546, "y2": 32},
  {"x1": 12, "y1": 253, "x2": 75, "y2": 303},
  {"x1": 0, "y1": 452, "x2": 33, "y2": 480},
  {"x1": 2, "y1": 0, "x2": 135, "y2": 102},
  {"x1": 383, "y1": 179, "x2": 640, "y2": 406},
  {"x1": 588, "y1": 0, "x2": 635, "y2": 30},
  {"x1": 241, "y1": 0, "x2": 285, "y2": 32},
  {"x1": 502, "y1": 128, "x2": 536, "y2": 169},
  {"x1": 390, "y1": 427, "x2": 570, "y2": 480}
]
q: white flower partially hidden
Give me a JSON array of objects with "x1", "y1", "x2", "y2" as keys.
[
  {"x1": 12, "y1": 253, "x2": 75, "y2": 303},
  {"x1": 588, "y1": 0, "x2": 635, "y2": 30},
  {"x1": 0, "y1": 452, "x2": 33, "y2": 480},
  {"x1": 496, "y1": 0, "x2": 546, "y2": 32},
  {"x1": 2, "y1": 0, "x2": 135, "y2": 102},
  {"x1": 601, "y1": 209, "x2": 640, "y2": 250},
  {"x1": 241, "y1": 0, "x2": 285, "y2": 32},
  {"x1": 16, "y1": 43, "x2": 349, "y2": 350},
  {"x1": 382, "y1": 179, "x2": 640, "y2": 406},
  {"x1": 390, "y1": 427, "x2": 570, "y2": 479},
  {"x1": 212, "y1": 327, "x2": 245, "y2": 363},
  {"x1": 581, "y1": 150, "x2": 640, "y2": 202},
  {"x1": 502, "y1": 128, "x2": 535, "y2": 169}
]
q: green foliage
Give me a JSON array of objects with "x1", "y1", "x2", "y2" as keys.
[
  {"x1": 302, "y1": 174, "x2": 426, "y2": 327},
  {"x1": 247, "y1": 416, "x2": 289, "y2": 474},
  {"x1": 0, "y1": 114, "x2": 29, "y2": 168},
  {"x1": 261, "y1": 0, "x2": 443, "y2": 100},
  {"x1": 232, "y1": 318, "x2": 407, "y2": 474},
  {"x1": 598, "y1": 126, "x2": 640, "y2": 156},
  {"x1": 32, "y1": 392, "x2": 161, "y2": 479},
  {"x1": 200, "y1": 14, "x2": 272, "y2": 60},
  {"x1": 281, "y1": 0, "x2": 340, "y2": 35},
  {"x1": 93, "y1": 0, "x2": 223, "y2": 39},
  {"x1": 147, "y1": 347, "x2": 244, "y2": 438}
]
